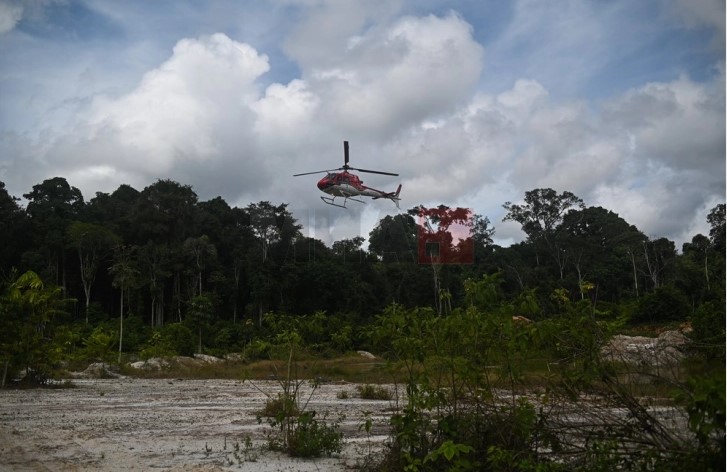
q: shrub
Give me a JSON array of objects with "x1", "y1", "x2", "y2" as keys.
[
  {"x1": 632, "y1": 286, "x2": 691, "y2": 323},
  {"x1": 258, "y1": 393, "x2": 299, "y2": 419},
  {"x1": 244, "y1": 339, "x2": 272, "y2": 360},
  {"x1": 139, "y1": 323, "x2": 195, "y2": 359},
  {"x1": 690, "y1": 301, "x2": 726, "y2": 360},
  {"x1": 357, "y1": 384, "x2": 392, "y2": 400},
  {"x1": 280, "y1": 411, "x2": 343, "y2": 458}
]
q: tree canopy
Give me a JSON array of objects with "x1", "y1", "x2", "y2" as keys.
[{"x1": 0, "y1": 177, "x2": 723, "y2": 369}]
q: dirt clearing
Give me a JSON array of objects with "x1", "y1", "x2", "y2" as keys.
[{"x1": 0, "y1": 379, "x2": 397, "y2": 471}]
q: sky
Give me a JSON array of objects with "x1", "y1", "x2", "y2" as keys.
[{"x1": 0, "y1": 0, "x2": 724, "y2": 248}]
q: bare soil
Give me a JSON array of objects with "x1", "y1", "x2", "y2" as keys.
[{"x1": 0, "y1": 379, "x2": 398, "y2": 471}]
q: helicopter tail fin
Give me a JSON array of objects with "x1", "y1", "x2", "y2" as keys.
[{"x1": 391, "y1": 184, "x2": 402, "y2": 209}]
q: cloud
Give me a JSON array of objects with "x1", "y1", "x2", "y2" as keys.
[
  {"x1": 1, "y1": 33, "x2": 274, "y2": 201},
  {"x1": 671, "y1": 0, "x2": 725, "y2": 48},
  {"x1": 282, "y1": 0, "x2": 402, "y2": 70},
  {"x1": 604, "y1": 74, "x2": 726, "y2": 178},
  {"x1": 301, "y1": 12, "x2": 485, "y2": 138},
  {"x1": 0, "y1": 1, "x2": 22, "y2": 34},
  {"x1": 0, "y1": 2, "x2": 722, "y2": 252},
  {"x1": 387, "y1": 67, "x2": 724, "y2": 248}
]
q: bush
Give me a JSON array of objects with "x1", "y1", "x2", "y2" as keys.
[
  {"x1": 258, "y1": 393, "x2": 299, "y2": 419},
  {"x1": 244, "y1": 339, "x2": 272, "y2": 360},
  {"x1": 139, "y1": 323, "x2": 195, "y2": 359},
  {"x1": 632, "y1": 286, "x2": 691, "y2": 323},
  {"x1": 357, "y1": 384, "x2": 392, "y2": 400},
  {"x1": 82, "y1": 326, "x2": 116, "y2": 363},
  {"x1": 274, "y1": 411, "x2": 343, "y2": 458},
  {"x1": 212, "y1": 322, "x2": 250, "y2": 352},
  {"x1": 690, "y1": 301, "x2": 726, "y2": 360}
]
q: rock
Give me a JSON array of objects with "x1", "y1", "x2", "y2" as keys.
[
  {"x1": 128, "y1": 355, "x2": 223, "y2": 371},
  {"x1": 71, "y1": 362, "x2": 124, "y2": 379},
  {"x1": 600, "y1": 330, "x2": 689, "y2": 366},
  {"x1": 224, "y1": 353, "x2": 244, "y2": 362},
  {"x1": 129, "y1": 357, "x2": 170, "y2": 371},
  {"x1": 193, "y1": 354, "x2": 223, "y2": 363},
  {"x1": 357, "y1": 350, "x2": 377, "y2": 359}
]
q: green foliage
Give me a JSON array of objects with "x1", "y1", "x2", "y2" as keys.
[
  {"x1": 186, "y1": 294, "x2": 215, "y2": 353},
  {"x1": 259, "y1": 392, "x2": 300, "y2": 418},
  {"x1": 258, "y1": 311, "x2": 358, "y2": 357},
  {"x1": 279, "y1": 411, "x2": 343, "y2": 458},
  {"x1": 676, "y1": 374, "x2": 726, "y2": 467},
  {"x1": 632, "y1": 286, "x2": 691, "y2": 323},
  {"x1": 212, "y1": 322, "x2": 251, "y2": 352},
  {"x1": 463, "y1": 272, "x2": 503, "y2": 310},
  {"x1": 357, "y1": 384, "x2": 392, "y2": 400},
  {"x1": 139, "y1": 323, "x2": 196, "y2": 359},
  {"x1": 256, "y1": 331, "x2": 344, "y2": 459},
  {"x1": 690, "y1": 301, "x2": 726, "y2": 360},
  {"x1": 0, "y1": 270, "x2": 69, "y2": 385},
  {"x1": 538, "y1": 295, "x2": 613, "y2": 373},
  {"x1": 82, "y1": 327, "x2": 117, "y2": 363},
  {"x1": 244, "y1": 339, "x2": 273, "y2": 360},
  {"x1": 368, "y1": 295, "x2": 561, "y2": 471},
  {"x1": 0, "y1": 178, "x2": 723, "y2": 470},
  {"x1": 424, "y1": 440, "x2": 474, "y2": 470}
]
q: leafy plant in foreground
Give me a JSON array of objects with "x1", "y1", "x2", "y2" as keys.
[{"x1": 253, "y1": 328, "x2": 344, "y2": 458}]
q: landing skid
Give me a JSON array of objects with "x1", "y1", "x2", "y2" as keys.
[{"x1": 321, "y1": 196, "x2": 365, "y2": 208}]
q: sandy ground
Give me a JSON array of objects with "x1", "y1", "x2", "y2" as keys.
[{"x1": 0, "y1": 379, "x2": 399, "y2": 472}]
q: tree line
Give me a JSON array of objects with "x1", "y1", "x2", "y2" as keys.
[{"x1": 0, "y1": 177, "x2": 724, "y2": 372}]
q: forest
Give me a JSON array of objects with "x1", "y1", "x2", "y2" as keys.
[{"x1": 0, "y1": 176, "x2": 724, "y2": 470}]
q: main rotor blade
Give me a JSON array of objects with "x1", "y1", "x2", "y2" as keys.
[
  {"x1": 344, "y1": 141, "x2": 349, "y2": 166},
  {"x1": 351, "y1": 167, "x2": 399, "y2": 176},
  {"x1": 293, "y1": 169, "x2": 331, "y2": 177}
]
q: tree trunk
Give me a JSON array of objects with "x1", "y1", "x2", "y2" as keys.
[
  {"x1": 431, "y1": 262, "x2": 442, "y2": 315},
  {"x1": 704, "y1": 252, "x2": 710, "y2": 292},
  {"x1": 118, "y1": 288, "x2": 124, "y2": 364},
  {"x1": 629, "y1": 250, "x2": 639, "y2": 298}
]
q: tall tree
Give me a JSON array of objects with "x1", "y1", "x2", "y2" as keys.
[
  {"x1": 0, "y1": 181, "x2": 28, "y2": 275},
  {"x1": 67, "y1": 221, "x2": 120, "y2": 322},
  {"x1": 130, "y1": 179, "x2": 199, "y2": 245},
  {"x1": 368, "y1": 213, "x2": 418, "y2": 263},
  {"x1": 559, "y1": 206, "x2": 645, "y2": 301},
  {"x1": 86, "y1": 184, "x2": 140, "y2": 241},
  {"x1": 246, "y1": 201, "x2": 300, "y2": 263},
  {"x1": 332, "y1": 236, "x2": 366, "y2": 263},
  {"x1": 679, "y1": 234, "x2": 713, "y2": 307},
  {"x1": 23, "y1": 177, "x2": 85, "y2": 291},
  {"x1": 186, "y1": 294, "x2": 214, "y2": 354},
  {"x1": 641, "y1": 237, "x2": 677, "y2": 290},
  {"x1": 109, "y1": 245, "x2": 139, "y2": 363},
  {"x1": 503, "y1": 188, "x2": 585, "y2": 277},
  {"x1": 707, "y1": 203, "x2": 725, "y2": 253},
  {"x1": 471, "y1": 214, "x2": 496, "y2": 247},
  {"x1": 136, "y1": 242, "x2": 171, "y2": 327},
  {"x1": 245, "y1": 202, "x2": 301, "y2": 325},
  {"x1": 183, "y1": 235, "x2": 218, "y2": 297}
]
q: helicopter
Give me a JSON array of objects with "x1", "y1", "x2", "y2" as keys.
[{"x1": 293, "y1": 141, "x2": 402, "y2": 209}]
